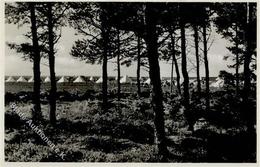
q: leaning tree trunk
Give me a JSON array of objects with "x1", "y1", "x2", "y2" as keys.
[
  {"x1": 174, "y1": 55, "x2": 181, "y2": 95},
  {"x1": 145, "y1": 4, "x2": 168, "y2": 160},
  {"x1": 137, "y1": 34, "x2": 141, "y2": 96},
  {"x1": 193, "y1": 24, "x2": 201, "y2": 94},
  {"x1": 47, "y1": 3, "x2": 57, "y2": 125},
  {"x1": 169, "y1": 28, "x2": 181, "y2": 94},
  {"x1": 180, "y1": 14, "x2": 191, "y2": 130},
  {"x1": 29, "y1": 3, "x2": 42, "y2": 122},
  {"x1": 174, "y1": 57, "x2": 181, "y2": 95},
  {"x1": 117, "y1": 29, "x2": 121, "y2": 101},
  {"x1": 202, "y1": 24, "x2": 210, "y2": 112}
]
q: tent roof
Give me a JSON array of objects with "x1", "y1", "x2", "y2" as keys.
[
  {"x1": 120, "y1": 75, "x2": 132, "y2": 83},
  {"x1": 17, "y1": 76, "x2": 27, "y2": 82},
  {"x1": 57, "y1": 76, "x2": 68, "y2": 83},
  {"x1": 115, "y1": 76, "x2": 120, "y2": 81},
  {"x1": 28, "y1": 76, "x2": 34, "y2": 82},
  {"x1": 96, "y1": 77, "x2": 103, "y2": 83},
  {"x1": 210, "y1": 79, "x2": 224, "y2": 88},
  {"x1": 44, "y1": 76, "x2": 51, "y2": 83},
  {"x1": 6, "y1": 76, "x2": 16, "y2": 82},
  {"x1": 144, "y1": 78, "x2": 151, "y2": 84},
  {"x1": 89, "y1": 76, "x2": 94, "y2": 81},
  {"x1": 73, "y1": 76, "x2": 85, "y2": 83}
]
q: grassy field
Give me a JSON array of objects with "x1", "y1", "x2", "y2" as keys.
[
  {"x1": 5, "y1": 82, "x2": 153, "y2": 94},
  {"x1": 4, "y1": 83, "x2": 256, "y2": 162}
]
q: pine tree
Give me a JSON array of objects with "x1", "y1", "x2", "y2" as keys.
[{"x1": 5, "y1": 2, "x2": 43, "y2": 122}]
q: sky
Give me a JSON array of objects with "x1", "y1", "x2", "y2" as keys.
[{"x1": 5, "y1": 22, "x2": 235, "y2": 78}]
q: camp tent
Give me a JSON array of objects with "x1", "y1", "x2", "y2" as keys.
[
  {"x1": 44, "y1": 76, "x2": 51, "y2": 83},
  {"x1": 89, "y1": 76, "x2": 94, "y2": 82},
  {"x1": 166, "y1": 79, "x2": 172, "y2": 83},
  {"x1": 57, "y1": 76, "x2": 68, "y2": 83},
  {"x1": 73, "y1": 76, "x2": 85, "y2": 83},
  {"x1": 6, "y1": 76, "x2": 16, "y2": 82},
  {"x1": 144, "y1": 78, "x2": 151, "y2": 85},
  {"x1": 28, "y1": 76, "x2": 34, "y2": 83},
  {"x1": 210, "y1": 77, "x2": 224, "y2": 88},
  {"x1": 17, "y1": 76, "x2": 27, "y2": 82},
  {"x1": 95, "y1": 77, "x2": 103, "y2": 83},
  {"x1": 120, "y1": 75, "x2": 132, "y2": 84}
]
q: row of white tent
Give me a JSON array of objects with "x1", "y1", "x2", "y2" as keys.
[
  {"x1": 189, "y1": 77, "x2": 225, "y2": 88},
  {"x1": 5, "y1": 75, "x2": 136, "y2": 84},
  {"x1": 5, "y1": 76, "x2": 225, "y2": 88},
  {"x1": 209, "y1": 77, "x2": 224, "y2": 88},
  {"x1": 6, "y1": 76, "x2": 54, "y2": 83},
  {"x1": 5, "y1": 76, "x2": 78, "y2": 83},
  {"x1": 95, "y1": 75, "x2": 133, "y2": 84}
]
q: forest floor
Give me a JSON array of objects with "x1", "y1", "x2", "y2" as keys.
[{"x1": 4, "y1": 90, "x2": 256, "y2": 162}]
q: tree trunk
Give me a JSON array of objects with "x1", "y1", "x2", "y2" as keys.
[
  {"x1": 47, "y1": 3, "x2": 57, "y2": 125},
  {"x1": 202, "y1": 24, "x2": 210, "y2": 112},
  {"x1": 137, "y1": 34, "x2": 141, "y2": 96},
  {"x1": 145, "y1": 4, "x2": 168, "y2": 160},
  {"x1": 117, "y1": 29, "x2": 121, "y2": 101},
  {"x1": 170, "y1": 48, "x2": 174, "y2": 94},
  {"x1": 169, "y1": 28, "x2": 181, "y2": 94},
  {"x1": 29, "y1": 3, "x2": 42, "y2": 122},
  {"x1": 100, "y1": 7, "x2": 108, "y2": 111},
  {"x1": 174, "y1": 57, "x2": 181, "y2": 95},
  {"x1": 243, "y1": 3, "x2": 252, "y2": 101},
  {"x1": 169, "y1": 30, "x2": 175, "y2": 94},
  {"x1": 193, "y1": 24, "x2": 201, "y2": 94},
  {"x1": 235, "y1": 23, "x2": 239, "y2": 95},
  {"x1": 102, "y1": 49, "x2": 108, "y2": 110},
  {"x1": 180, "y1": 13, "x2": 191, "y2": 130},
  {"x1": 243, "y1": 3, "x2": 254, "y2": 131}
]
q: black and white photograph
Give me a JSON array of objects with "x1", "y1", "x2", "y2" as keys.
[{"x1": 3, "y1": 1, "x2": 257, "y2": 163}]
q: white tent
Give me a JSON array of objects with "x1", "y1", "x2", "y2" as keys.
[
  {"x1": 95, "y1": 77, "x2": 103, "y2": 83},
  {"x1": 44, "y1": 76, "x2": 51, "y2": 83},
  {"x1": 28, "y1": 76, "x2": 34, "y2": 83},
  {"x1": 210, "y1": 77, "x2": 224, "y2": 88},
  {"x1": 89, "y1": 76, "x2": 94, "y2": 82},
  {"x1": 17, "y1": 76, "x2": 27, "y2": 82},
  {"x1": 115, "y1": 76, "x2": 120, "y2": 81},
  {"x1": 57, "y1": 76, "x2": 68, "y2": 83},
  {"x1": 6, "y1": 76, "x2": 16, "y2": 82},
  {"x1": 120, "y1": 75, "x2": 132, "y2": 83},
  {"x1": 73, "y1": 76, "x2": 84, "y2": 83},
  {"x1": 144, "y1": 78, "x2": 151, "y2": 84}
]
